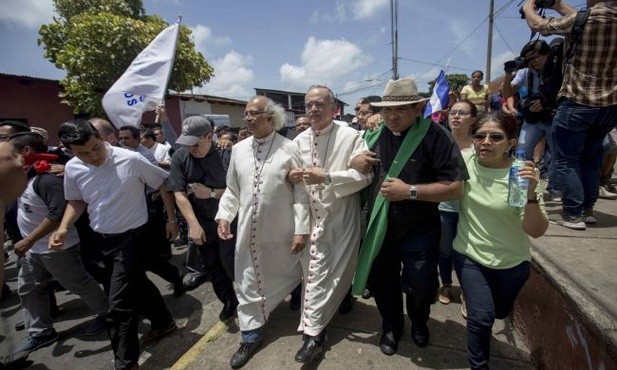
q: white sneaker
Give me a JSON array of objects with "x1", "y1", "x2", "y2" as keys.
[
  {"x1": 599, "y1": 186, "x2": 617, "y2": 200},
  {"x1": 549, "y1": 214, "x2": 586, "y2": 230},
  {"x1": 583, "y1": 210, "x2": 597, "y2": 224}
]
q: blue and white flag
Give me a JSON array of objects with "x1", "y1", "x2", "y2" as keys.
[
  {"x1": 423, "y1": 70, "x2": 450, "y2": 118},
  {"x1": 102, "y1": 20, "x2": 180, "y2": 128}
]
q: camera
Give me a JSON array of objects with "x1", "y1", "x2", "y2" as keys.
[
  {"x1": 519, "y1": 0, "x2": 556, "y2": 19},
  {"x1": 504, "y1": 57, "x2": 528, "y2": 73}
]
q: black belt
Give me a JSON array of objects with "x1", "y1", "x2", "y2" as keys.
[{"x1": 97, "y1": 228, "x2": 135, "y2": 239}]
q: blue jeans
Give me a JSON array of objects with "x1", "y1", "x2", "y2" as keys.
[
  {"x1": 241, "y1": 327, "x2": 263, "y2": 344},
  {"x1": 551, "y1": 100, "x2": 617, "y2": 216},
  {"x1": 517, "y1": 119, "x2": 556, "y2": 190},
  {"x1": 438, "y1": 211, "x2": 458, "y2": 285},
  {"x1": 453, "y1": 251, "x2": 530, "y2": 370}
]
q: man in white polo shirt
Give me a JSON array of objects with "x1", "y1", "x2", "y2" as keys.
[{"x1": 50, "y1": 120, "x2": 179, "y2": 370}]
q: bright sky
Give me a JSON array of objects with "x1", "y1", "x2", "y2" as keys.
[{"x1": 0, "y1": 0, "x2": 585, "y2": 107}]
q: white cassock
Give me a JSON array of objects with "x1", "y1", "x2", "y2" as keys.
[
  {"x1": 293, "y1": 121, "x2": 370, "y2": 336},
  {"x1": 216, "y1": 131, "x2": 309, "y2": 332}
]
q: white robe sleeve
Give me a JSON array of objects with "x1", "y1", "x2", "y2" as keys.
[
  {"x1": 291, "y1": 145, "x2": 310, "y2": 235},
  {"x1": 215, "y1": 146, "x2": 240, "y2": 223},
  {"x1": 330, "y1": 131, "x2": 372, "y2": 198}
]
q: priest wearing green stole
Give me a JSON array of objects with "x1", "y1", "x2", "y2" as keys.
[{"x1": 351, "y1": 79, "x2": 468, "y2": 355}]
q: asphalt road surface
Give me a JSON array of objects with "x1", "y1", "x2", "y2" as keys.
[{"x1": 1, "y1": 244, "x2": 219, "y2": 370}]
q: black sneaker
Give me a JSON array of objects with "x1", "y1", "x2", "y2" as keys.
[{"x1": 14, "y1": 330, "x2": 59, "y2": 353}]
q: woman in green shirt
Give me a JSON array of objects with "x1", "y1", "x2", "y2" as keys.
[{"x1": 452, "y1": 112, "x2": 548, "y2": 370}]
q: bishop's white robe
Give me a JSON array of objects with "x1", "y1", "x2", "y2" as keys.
[
  {"x1": 216, "y1": 132, "x2": 309, "y2": 332},
  {"x1": 293, "y1": 122, "x2": 370, "y2": 336}
]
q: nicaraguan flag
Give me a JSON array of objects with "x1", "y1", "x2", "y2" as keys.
[
  {"x1": 102, "y1": 20, "x2": 180, "y2": 128},
  {"x1": 423, "y1": 70, "x2": 450, "y2": 118}
]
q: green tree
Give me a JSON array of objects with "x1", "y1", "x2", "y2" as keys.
[
  {"x1": 426, "y1": 73, "x2": 469, "y2": 95},
  {"x1": 38, "y1": 0, "x2": 213, "y2": 117}
]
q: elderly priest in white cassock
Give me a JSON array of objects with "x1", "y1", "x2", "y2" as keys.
[
  {"x1": 216, "y1": 95, "x2": 310, "y2": 369},
  {"x1": 287, "y1": 85, "x2": 371, "y2": 363}
]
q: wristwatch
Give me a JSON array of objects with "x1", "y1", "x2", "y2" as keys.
[
  {"x1": 324, "y1": 173, "x2": 331, "y2": 185},
  {"x1": 409, "y1": 185, "x2": 418, "y2": 200},
  {"x1": 210, "y1": 190, "x2": 217, "y2": 199}
]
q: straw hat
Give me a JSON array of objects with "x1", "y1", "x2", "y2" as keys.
[{"x1": 370, "y1": 78, "x2": 429, "y2": 107}]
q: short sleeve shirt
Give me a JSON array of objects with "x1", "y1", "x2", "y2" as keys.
[
  {"x1": 64, "y1": 144, "x2": 168, "y2": 233},
  {"x1": 167, "y1": 145, "x2": 229, "y2": 220},
  {"x1": 367, "y1": 122, "x2": 469, "y2": 238},
  {"x1": 461, "y1": 84, "x2": 489, "y2": 112}
]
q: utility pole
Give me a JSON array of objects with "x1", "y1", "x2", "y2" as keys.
[
  {"x1": 486, "y1": 0, "x2": 494, "y2": 83},
  {"x1": 391, "y1": 0, "x2": 399, "y2": 80}
]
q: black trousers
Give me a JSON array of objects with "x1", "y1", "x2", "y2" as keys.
[
  {"x1": 192, "y1": 218, "x2": 237, "y2": 304},
  {"x1": 95, "y1": 225, "x2": 173, "y2": 370},
  {"x1": 143, "y1": 197, "x2": 182, "y2": 286},
  {"x1": 369, "y1": 222, "x2": 440, "y2": 337}
]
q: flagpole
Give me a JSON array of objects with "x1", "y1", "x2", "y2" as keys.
[{"x1": 155, "y1": 15, "x2": 182, "y2": 124}]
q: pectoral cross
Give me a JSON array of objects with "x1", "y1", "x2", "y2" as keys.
[{"x1": 315, "y1": 184, "x2": 325, "y2": 199}]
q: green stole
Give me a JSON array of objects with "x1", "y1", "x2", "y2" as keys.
[{"x1": 352, "y1": 117, "x2": 432, "y2": 295}]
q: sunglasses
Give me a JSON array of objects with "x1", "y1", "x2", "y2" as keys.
[{"x1": 472, "y1": 132, "x2": 507, "y2": 143}]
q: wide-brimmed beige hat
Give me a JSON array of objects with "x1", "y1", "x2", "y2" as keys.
[{"x1": 371, "y1": 78, "x2": 429, "y2": 107}]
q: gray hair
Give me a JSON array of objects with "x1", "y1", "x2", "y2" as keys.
[
  {"x1": 307, "y1": 85, "x2": 336, "y2": 104},
  {"x1": 259, "y1": 97, "x2": 286, "y2": 131}
]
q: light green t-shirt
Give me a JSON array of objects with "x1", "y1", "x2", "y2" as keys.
[{"x1": 453, "y1": 151, "x2": 545, "y2": 269}]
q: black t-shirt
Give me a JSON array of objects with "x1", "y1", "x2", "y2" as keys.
[
  {"x1": 367, "y1": 123, "x2": 469, "y2": 237},
  {"x1": 167, "y1": 145, "x2": 230, "y2": 220}
]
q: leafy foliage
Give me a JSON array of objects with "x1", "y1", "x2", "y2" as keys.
[{"x1": 39, "y1": 0, "x2": 213, "y2": 116}]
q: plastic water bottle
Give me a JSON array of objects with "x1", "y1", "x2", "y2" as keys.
[{"x1": 508, "y1": 150, "x2": 529, "y2": 207}]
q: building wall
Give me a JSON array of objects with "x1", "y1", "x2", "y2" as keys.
[
  {"x1": 210, "y1": 105, "x2": 245, "y2": 128},
  {"x1": 0, "y1": 75, "x2": 74, "y2": 145}
]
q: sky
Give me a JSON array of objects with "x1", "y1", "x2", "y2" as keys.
[{"x1": 0, "y1": 0, "x2": 585, "y2": 108}]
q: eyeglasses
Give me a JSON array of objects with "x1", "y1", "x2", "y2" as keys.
[
  {"x1": 305, "y1": 102, "x2": 329, "y2": 111},
  {"x1": 243, "y1": 110, "x2": 266, "y2": 119},
  {"x1": 472, "y1": 132, "x2": 507, "y2": 143},
  {"x1": 449, "y1": 109, "x2": 471, "y2": 117}
]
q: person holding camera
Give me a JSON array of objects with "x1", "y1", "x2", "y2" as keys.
[
  {"x1": 522, "y1": 0, "x2": 617, "y2": 230},
  {"x1": 502, "y1": 39, "x2": 563, "y2": 200}
]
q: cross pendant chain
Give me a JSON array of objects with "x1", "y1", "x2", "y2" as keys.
[{"x1": 315, "y1": 184, "x2": 325, "y2": 199}]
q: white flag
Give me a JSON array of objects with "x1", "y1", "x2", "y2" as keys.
[{"x1": 102, "y1": 20, "x2": 180, "y2": 128}]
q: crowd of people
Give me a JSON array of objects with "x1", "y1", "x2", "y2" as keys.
[{"x1": 1, "y1": 1, "x2": 615, "y2": 369}]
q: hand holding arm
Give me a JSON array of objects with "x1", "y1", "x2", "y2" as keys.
[
  {"x1": 291, "y1": 234, "x2": 308, "y2": 254},
  {"x1": 350, "y1": 150, "x2": 380, "y2": 174}
]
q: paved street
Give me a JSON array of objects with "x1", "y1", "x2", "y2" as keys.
[{"x1": 0, "y1": 244, "x2": 219, "y2": 370}]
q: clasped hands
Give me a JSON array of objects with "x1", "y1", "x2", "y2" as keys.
[{"x1": 287, "y1": 168, "x2": 325, "y2": 185}]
